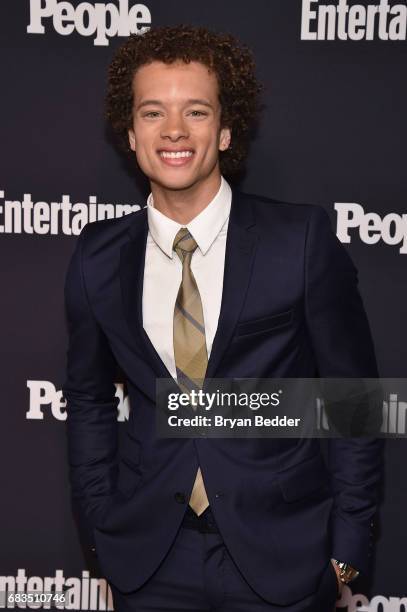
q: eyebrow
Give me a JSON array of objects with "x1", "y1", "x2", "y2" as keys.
[{"x1": 136, "y1": 98, "x2": 214, "y2": 110}]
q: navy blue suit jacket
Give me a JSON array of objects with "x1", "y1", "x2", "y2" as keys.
[{"x1": 63, "y1": 190, "x2": 383, "y2": 606}]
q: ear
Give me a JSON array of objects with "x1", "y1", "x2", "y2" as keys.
[
  {"x1": 128, "y1": 128, "x2": 136, "y2": 152},
  {"x1": 219, "y1": 127, "x2": 231, "y2": 151}
]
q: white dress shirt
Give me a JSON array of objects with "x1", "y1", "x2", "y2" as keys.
[{"x1": 142, "y1": 176, "x2": 232, "y2": 379}]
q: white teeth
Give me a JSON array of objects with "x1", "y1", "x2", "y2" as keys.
[{"x1": 160, "y1": 151, "x2": 193, "y2": 159}]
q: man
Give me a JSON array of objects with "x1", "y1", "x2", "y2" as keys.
[{"x1": 63, "y1": 25, "x2": 382, "y2": 611}]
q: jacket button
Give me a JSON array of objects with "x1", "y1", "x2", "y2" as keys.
[{"x1": 174, "y1": 492, "x2": 186, "y2": 503}]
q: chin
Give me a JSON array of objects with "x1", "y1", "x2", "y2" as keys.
[{"x1": 152, "y1": 173, "x2": 200, "y2": 192}]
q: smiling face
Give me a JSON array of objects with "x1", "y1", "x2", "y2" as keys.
[{"x1": 128, "y1": 60, "x2": 231, "y2": 195}]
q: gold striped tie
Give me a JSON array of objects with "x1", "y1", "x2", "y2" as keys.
[{"x1": 173, "y1": 227, "x2": 209, "y2": 516}]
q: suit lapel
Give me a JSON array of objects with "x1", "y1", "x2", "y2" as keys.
[
  {"x1": 205, "y1": 190, "x2": 258, "y2": 379},
  {"x1": 120, "y1": 190, "x2": 258, "y2": 394},
  {"x1": 120, "y1": 209, "x2": 177, "y2": 392}
]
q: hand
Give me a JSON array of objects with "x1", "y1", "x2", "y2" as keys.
[{"x1": 330, "y1": 559, "x2": 343, "y2": 596}]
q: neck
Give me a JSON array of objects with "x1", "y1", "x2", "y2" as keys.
[{"x1": 150, "y1": 170, "x2": 222, "y2": 224}]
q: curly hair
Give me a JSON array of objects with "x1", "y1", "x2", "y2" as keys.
[{"x1": 105, "y1": 24, "x2": 262, "y2": 176}]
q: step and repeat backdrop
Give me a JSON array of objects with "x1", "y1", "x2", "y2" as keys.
[{"x1": 1, "y1": 1, "x2": 406, "y2": 610}]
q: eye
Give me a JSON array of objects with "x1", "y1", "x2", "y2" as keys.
[
  {"x1": 189, "y1": 110, "x2": 207, "y2": 117},
  {"x1": 143, "y1": 111, "x2": 161, "y2": 118}
]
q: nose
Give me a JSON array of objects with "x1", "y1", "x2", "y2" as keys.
[{"x1": 160, "y1": 112, "x2": 189, "y2": 142}]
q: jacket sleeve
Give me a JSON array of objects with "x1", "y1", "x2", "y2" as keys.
[
  {"x1": 304, "y1": 205, "x2": 384, "y2": 576},
  {"x1": 62, "y1": 223, "x2": 119, "y2": 537}
]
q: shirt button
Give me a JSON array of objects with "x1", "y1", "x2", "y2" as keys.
[
  {"x1": 215, "y1": 492, "x2": 223, "y2": 499},
  {"x1": 174, "y1": 492, "x2": 186, "y2": 503}
]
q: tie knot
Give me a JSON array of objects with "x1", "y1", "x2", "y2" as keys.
[{"x1": 173, "y1": 227, "x2": 198, "y2": 260}]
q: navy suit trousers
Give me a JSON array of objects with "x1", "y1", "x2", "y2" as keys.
[{"x1": 109, "y1": 507, "x2": 339, "y2": 612}]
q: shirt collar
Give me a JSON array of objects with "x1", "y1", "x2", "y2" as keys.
[{"x1": 146, "y1": 176, "x2": 232, "y2": 259}]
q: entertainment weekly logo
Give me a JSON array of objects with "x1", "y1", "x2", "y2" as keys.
[
  {"x1": 301, "y1": 0, "x2": 407, "y2": 41},
  {"x1": 316, "y1": 392, "x2": 407, "y2": 435},
  {"x1": 27, "y1": 0, "x2": 151, "y2": 47},
  {"x1": 0, "y1": 189, "x2": 142, "y2": 236},
  {"x1": 0, "y1": 569, "x2": 113, "y2": 610}
]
